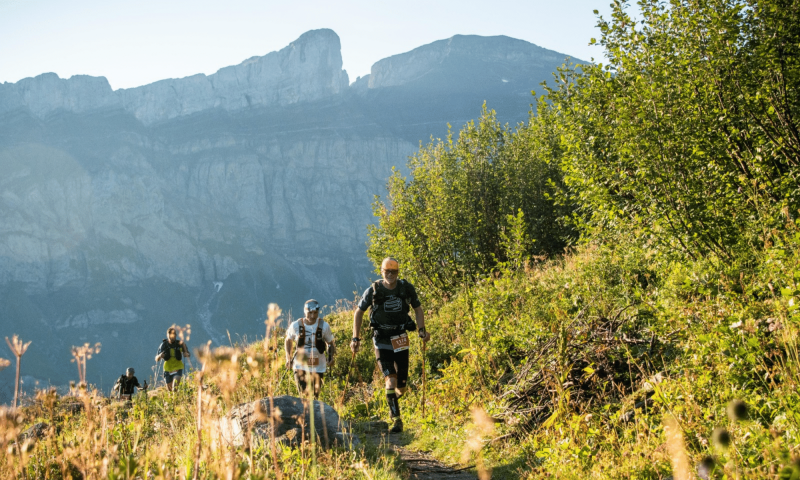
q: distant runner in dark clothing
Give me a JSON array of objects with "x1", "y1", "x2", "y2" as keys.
[
  {"x1": 113, "y1": 367, "x2": 147, "y2": 400},
  {"x1": 351, "y1": 257, "x2": 431, "y2": 433}
]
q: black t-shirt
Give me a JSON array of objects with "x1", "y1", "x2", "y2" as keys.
[
  {"x1": 118, "y1": 375, "x2": 142, "y2": 395},
  {"x1": 358, "y1": 280, "x2": 422, "y2": 329}
]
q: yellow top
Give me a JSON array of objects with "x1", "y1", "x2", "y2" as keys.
[{"x1": 161, "y1": 342, "x2": 185, "y2": 372}]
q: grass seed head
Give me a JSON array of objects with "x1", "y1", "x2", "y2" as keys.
[
  {"x1": 727, "y1": 399, "x2": 748, "y2": 421},
  {"x1": 712, "y1": 427, "x2": 731, "y2": 448},
  {"x1": 696, "y1": 455, "x2": 716, "y2": 480}
]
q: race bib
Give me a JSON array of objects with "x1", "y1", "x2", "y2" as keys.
[
  {"x1": 301, "y1": 356, "x2": 320, "y2": 367},
  {"x1": 390, "y1": 333, "x2": 410, "y2": 352}
]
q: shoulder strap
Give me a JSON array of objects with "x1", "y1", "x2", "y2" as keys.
[
  {"x1": 298, "y1": 321, "x2": 306, "y2": 347},
  {"x1": 315, "y1": 320, "x2": 327, "y2": 353},
  {"x1": 371, "y1": 281, "x2": 385, "y2": 306},
  {"x1": 160, "y1": 339, "x2": 171, "y2": 360}
]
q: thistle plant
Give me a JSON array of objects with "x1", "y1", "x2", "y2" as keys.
[{"x1": 5, "y1": 335, "x2": 31, "y2": 409}]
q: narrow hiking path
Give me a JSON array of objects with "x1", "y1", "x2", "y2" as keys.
[{"x1": 360, "y1": 423, "x2": 477, "y2": 480}]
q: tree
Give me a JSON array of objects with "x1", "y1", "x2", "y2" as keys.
[
  {"x1": 550, "y1": 0, "x2": 800, "y2": 259},
  {"x1": 368, "y1": 106, "x2": 574, "y2": 299}
]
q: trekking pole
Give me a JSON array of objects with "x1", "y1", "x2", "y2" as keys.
[
  {"x1": 421, "y1": 340, "x2": 427, "y2": 418},
  {"x1": 338, "y1": 350, "x2": 357, "y2": 408}
]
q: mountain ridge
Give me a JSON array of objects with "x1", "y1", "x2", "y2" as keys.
[{"x1": 0, "y1": 28, "x2": 581, "y2": 398}]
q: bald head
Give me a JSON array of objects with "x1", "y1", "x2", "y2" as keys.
[{"x1": 381, "y1": 257, "x2": 399, "y2": 271}]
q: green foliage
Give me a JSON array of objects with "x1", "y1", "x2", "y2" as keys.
[
  {"x1": 367, "y1": 105, "x2": 575, "y2": 299},
  {"x1": 391, "y1": 230, "x2": 800, "y2": 478},
  {"x1": 550, "y1": 0, "x2": 800, "y2": 259}
]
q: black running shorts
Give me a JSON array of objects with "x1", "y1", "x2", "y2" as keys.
[
  {"x1": 376, "y1": 348, "x2": 409, "y2": 389},
  {"x1": 294, "y1": 370, "x2": 325, "y2": 396}
]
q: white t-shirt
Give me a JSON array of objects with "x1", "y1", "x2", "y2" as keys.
[{"x1": 285, "y1": 319, "x2": 334, "y2": 373}]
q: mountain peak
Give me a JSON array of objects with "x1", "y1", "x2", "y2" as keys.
[
  {"x1": 367, "y1": 34, "x2": 578, "y2": 90},
  {"x1": 0, "y1": 29, "x2": 349, "y2": 124}
]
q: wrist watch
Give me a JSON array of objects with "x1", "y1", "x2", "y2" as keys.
[
  {"x1": 418, "y1": 328, "x2": 426, "y2": 338},
  {"x1": 352, "y1": 337, "x2": 360, "y2": 342}
]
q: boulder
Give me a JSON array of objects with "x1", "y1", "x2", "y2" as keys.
[
  {"x1": 217, "y1": 395, "x2": 347, "y2": 449},
  {"x1": 20, "y1": 422, "x2": 48, "y2": 440}
]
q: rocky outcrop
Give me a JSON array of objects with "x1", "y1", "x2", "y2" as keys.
[
  {"x1": 0, "y1": 29, "x2": 349, "y2": 125},
  {"x1": 368, "y1": 34, "x2": 571, "y2": 89},
  {"x1": 117, "y1": 29, "x2": 349, "y2": 124},
  {"x1": 0, "y1": 74, "x2": 118, "y2": 117}
]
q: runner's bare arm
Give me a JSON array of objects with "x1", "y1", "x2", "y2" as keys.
[
  {"x1": 327, "y1": 339, "x2": 336, "y2": 366},
  {"x1": 415, "y1": 306, "x2": 430, "y2": 341},
  {"x1": 351, "y1": 308, "x2": 365, "y2": 352},
  {"x1": 284, "y1": 337, "x2": 294, "y2": 365}
]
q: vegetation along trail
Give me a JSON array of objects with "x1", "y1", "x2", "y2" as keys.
[
  {"x1": 1, "y1": 1, "x2": 799, "y2": 478},
  {"x1": 357, "y1": 421, "x2": 478, "y2": 479}
]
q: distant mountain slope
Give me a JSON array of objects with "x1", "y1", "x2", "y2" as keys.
[
  {"x1": 0, "y1": 29, "x2": 582, "y2": 399},
  {"x1": 352, "y1": 34, "x2": 581, "y2": 142}
]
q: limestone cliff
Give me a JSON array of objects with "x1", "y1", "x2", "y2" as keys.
[
  {"x1": 0, "y1": 29, "x2": 349, "y2": 125},
  {"x1": 0, "y1": 30, "x2": 577, "y2": 397}
]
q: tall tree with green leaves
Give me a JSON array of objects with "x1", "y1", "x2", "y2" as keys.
[
  {"x1": 550, "y1": 0, "x2": 800, "y2": 259},
  {"x1": 368, "y1": 106, "x2": 574, "y2": 300}
]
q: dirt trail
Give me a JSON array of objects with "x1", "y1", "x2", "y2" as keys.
[{"x1": 361, "y1": 423, "x2": 476, "y2": 480}]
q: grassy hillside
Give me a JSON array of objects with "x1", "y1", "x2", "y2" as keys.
[
  {"x1": 4, "y1": 228, "x2": 800, "y2": 479},
  {"x1": 2, "y1": 1, "x2": 799, "y2": 479}
]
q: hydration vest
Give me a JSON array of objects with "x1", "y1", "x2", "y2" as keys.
[
  {"x1": 369, "y1": 280, "x2": 416, "y2": 331},
  {"x1": 160, "y1": 339, "x2": 183, "y2": 361},
  {"x1": 297, "y1": 320, "x2": 327, "y2": 354},
  {"x1": 113, "y1": 375, "x2": 137, "y2": 395}
]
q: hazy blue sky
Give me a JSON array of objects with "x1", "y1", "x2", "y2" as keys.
[{"x1": 0, "y1": 0, "x2": 617, "y2": 90}]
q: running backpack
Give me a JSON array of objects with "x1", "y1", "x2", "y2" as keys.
[
  {"x1": 369, "y1": 280, "x2": 417, "y2": 331},
  {"x1": 297, "y1": 320, "x2": 327, "y2": 354},
  {"x1": 160, "y1": 339, "x2": 183, "y2": 361}
]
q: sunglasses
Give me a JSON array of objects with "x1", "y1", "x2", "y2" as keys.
[
  {"x1": 304, "y1": 301, "x2": 320, "y2": 311},
  {"x1": 383, "y1": 269, "x2": 399, "y2": 275}
]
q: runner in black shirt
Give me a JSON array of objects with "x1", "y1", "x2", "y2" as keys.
[{"x1": 350, "y1": 257, "x2": 431, "y2": 433}]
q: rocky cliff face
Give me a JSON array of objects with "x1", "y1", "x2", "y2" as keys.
[
  {"x1": 368, "y1": 34, "x2": 564, "y2": 89},
  {"x1": 0, "y1": 29, "x2": 577, "y2": 398},
  {"x1": 0, "y1": 29, "x2": 349, "y2": 125}
]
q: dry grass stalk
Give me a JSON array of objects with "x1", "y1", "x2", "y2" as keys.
[
  {"x1": 5, "y1": 335, "x2": 31, "y2": 409},
  {"x1": 264, "y1": 302, "x2": 283, "y2": 480},
  {"x1": 171, "y1": 324, "x2": 193, "y2": 370},
  {"x1": 663, "y1": 414, "x2": 692, "y2": 480},
  {"x1": 193, "y1": 340, "x2": 211, "y2": 480},
  {"x1": 462, "y1": 406, "x2": 496, "y2": 480},
  {"x1": 70, "y1": 342, "x2": 101, "y2": 386}
]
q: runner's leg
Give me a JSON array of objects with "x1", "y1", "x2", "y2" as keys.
[{"x1": 377, "y1": 348, "x2": 401, "y2": 418}]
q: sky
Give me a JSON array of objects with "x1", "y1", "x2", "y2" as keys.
[{"x1": 0, "y1": 0, "x2": 618, "y2": 90}]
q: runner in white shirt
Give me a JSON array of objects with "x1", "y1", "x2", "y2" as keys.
[{"x1": 284, "y1": 299, "x2": 335, "y2": 398}]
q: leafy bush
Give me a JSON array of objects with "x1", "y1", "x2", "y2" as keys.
[
  {"x1": 550, "y1": 0, "x2": 800, "y2": 260},
  {"x1": 367, "y1": 105, "x2": 575, "y2": 300}
]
